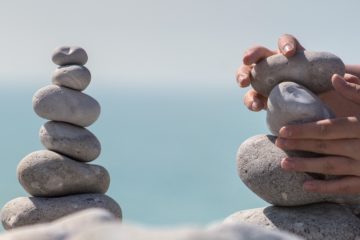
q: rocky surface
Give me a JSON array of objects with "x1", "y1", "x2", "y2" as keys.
[
  {"x1": 52, "y1": 65, "x2": 91, "y2": 91},
  {"x1": 0, "y1": 194, "x2": 122, "y2": 229},
  {"x1": 225, "y1": 203, "x2": 360, "y2": 240},
  {"x1": 0, "y1": 209, "x2": 302, "y2": 240},
  {"x1": 52, "y1": 46, "x2": 88, "y2": 66},
  {"x1": 237, "y1": 134, "x2": 360, "y2": 206},
  {"x1": 32, "y1": 85, "x2": 100, "y2": 127},
  {"x1": 267, "y1": 82, "x2": 334, "y2": 135},
  {"x1": 17, "y1": 150, "x2": 109, "y2": 197},
  {"x1": 251, "y1": 51, "x2": 345, "y2": 97},
  {"x1": 40, "y1": 121, "x2": 101, "y2": 162}
]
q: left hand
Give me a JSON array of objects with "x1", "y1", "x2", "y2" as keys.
[{"x1": 275, "y1": 73, "x2": 360, "y2": 194}]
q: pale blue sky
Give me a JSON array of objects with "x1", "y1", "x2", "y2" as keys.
[{"x1": 0, "y1": 0, "x2": 359, "y2": 89}]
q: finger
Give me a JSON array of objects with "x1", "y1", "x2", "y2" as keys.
[
  {"x1": 332, "y1": 74, "x2": 360, "y2": 104},
  {"x1": 243, "y1": 89, "x2": 267, "y2": 111},
  {"x1": 278, "y1": 117, "x2": 360, "y2": 140},
  {"x1": 275, "y1": 138, "x2": 360, "y2": 159},
  {"x1": 277, "y1": 34, "x2": 305, "y2": 57},
  {"x1": 236, "y1": 65, "x2": 252, "y2": 87},
  {"x1": 303, "y1": 176, "x2": 360, "y2": 194},
  {"x1": 281, "y1": 156, "x2": 360, "y2": 176},
  {"x1": 243, "y1": 46, "x2": 276, "y2": 65},
  {"x1": 344, "y1": 73, "x2": 360, "y2": 84}
]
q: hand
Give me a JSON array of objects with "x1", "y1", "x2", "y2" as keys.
[
  {"x1": 275, "y1": 74, "x2": 360, "y2": 194},
  {"x1": 236, "y1": 34, "x2": 304, "y2": 111}
]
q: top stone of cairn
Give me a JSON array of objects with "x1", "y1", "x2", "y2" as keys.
[{"x1": 52, "y1": 46, "x2": 88, "y2": 66}]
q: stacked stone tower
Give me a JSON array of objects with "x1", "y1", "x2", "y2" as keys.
[{"x1": 0, "y1": 46, "x2": 122, "y2": 230}]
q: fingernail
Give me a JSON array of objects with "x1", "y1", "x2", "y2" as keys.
[
  {"x1": 303, "y1": 181, "x2": 317, "y2": 191},
  {"x1": 283, "y1": 44, "x2": 293, "y2": 54},
  {"x1": 238, "y1": 73, "x2": 247, "y2": 86},
  {"x1": 279, "y1": 127, "x2": 292, "y2": 137},
  {"x1": 281, "y1": 158, "x2": 295, "y2": 170}
]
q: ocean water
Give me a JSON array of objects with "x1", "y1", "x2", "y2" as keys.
[{"x1": 0, "y1": 81, "x2": 268, "y2": 230}]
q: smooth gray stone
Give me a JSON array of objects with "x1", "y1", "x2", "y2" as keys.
[
  {"x1": 0, "y1": 194, "x2": 122, "y2": 230},
  {"x1": 267, "y1": 82, "x2": 334, "y2": 135},
  {"x1": 69, "y1": 222, "x2": 301, "y2": 240},
  {"x1": 0, "y1": 208, "x2": 119, "y2": 240},
  {"x1": 52, "y1": 46, "x2": 88, "y2": 66},
  {"x1": 237, "y1": 134, "x2": 360, "y2": 206},
  {"x1": 52, "y1": 65, "x2": 91, "y2": 91},
  {"x1": 17, "y1": 150, "x2": 109, "y2": 197},
  {"x1": 33, "y1": 85, "x2": 100, "y2": 127},
  {"x1": 40, "y1": 121, "x2": 101, "y2": 162},
  {"x1": 224, "y1": 203, "x2": 360, "y2": 240},
  {"x1": 251, "y1": 51, "x2": 345, "y2": 97}
]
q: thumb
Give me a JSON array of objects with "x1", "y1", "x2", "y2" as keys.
[
  {"x1": 277, "y1": 34, "x2": 305, "y2": 57},
  {"x1": 332, "y1": 74, "x2": 360, "y2": 104}
]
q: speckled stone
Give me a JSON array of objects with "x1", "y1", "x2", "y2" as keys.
[
  {"x1": 52, "y1": 65, "x2": 91, "y2": 91},
  {"x1": 0, "y1": 208, "x2": 119, "y2": 240},
  {"x1": 251, "y1": 51, "x2": 345, "y2": 97},
  {"x1": 17, "y1": 150, "x2": 109, "y2": 197},
  {"x1": 237, "y1": 134, "x2": 360, "y2": 206},
  {"x1": 267, "y1": 82, "x2": 334, "y2": 135},
  {"x1": 33, "y1": 85, "x2": 100, "y2": 127},
  {"x1": 225, "y1": 203, "x2": 360, "y2": 240},
  {"x1": 52, "y1": 46, "x2": 88, "y2": 66},
  {"x1": 0, "y1": 194, "x2": 122, "y2": 230},
  {"x1": 40, "y1": 121, "x2": 101, "y2": 162}
]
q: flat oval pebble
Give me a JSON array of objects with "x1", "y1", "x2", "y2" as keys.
[
  {"x1": 52, "y1": 46, "x2": 88, "y2": 66},
  {"x1": 40, "y1": 121, "x2": 101, "y2": 162},
  {"x1": 52, "y1": 65, "x2": 91, "y2": 91},
  {"x1": 0, "y1": 194, "x2": 122, "y2": 230},
  {"x1": 17, "y1": 150, "x2": 109, "y2": 197},
  {"x1": 267, "y1": 82, "x2": 334, "y2": 135},
  {"x1": 251, "y1": 51, "x2": 345, "y2": 96},
  {"x1": 33, "y1": 85, "x2": 100, "y2": 127},
  {"x1": 237, "y1": 134, "x2": 360, "y2": 206},
  {"x1": 225, "y1": 203, "x2": 360, "y2": 240}
]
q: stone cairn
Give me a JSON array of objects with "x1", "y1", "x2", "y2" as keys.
[
  {"x1": 225, "y1": 51, "x2": 360, "y2": 239},
  {"x1": 0, "y1": 46, "x2": 122, "y2": 230}
]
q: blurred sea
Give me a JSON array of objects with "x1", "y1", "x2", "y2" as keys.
[{"x1": 0, "y1": 80, "x2": 268, "y2": 230}]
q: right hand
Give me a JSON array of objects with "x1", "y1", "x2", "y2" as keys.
[{"x1": 236, "y1": 34, "x2": 305, "y2": 111}]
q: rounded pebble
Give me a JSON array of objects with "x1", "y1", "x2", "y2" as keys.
[
  {"x1": 52, "y1": 65, "x2": 91, "y2": 91},
  {"x1": 267, "y1": 82, "x2": 334, "y2": 135},
  {"x1": 52, "y1": 46, "x2": 88, "y2": 66},
  {"x1": 17, "y1": 150, "x2": 110, "y2": 197},
  {"x1": 237, "y1": 134, "x2": 360, "y2": 206},
  {"x1": 40, "y1": 121, "x2": 101, "y2": 162},
  {"x1": 251, "y1": 51, "x2": 345, "y2": 97},
  {"x1": 33, "y1": 85, "x2": 100, "y2": 127},
  {"x1": 0, "y1": 194, "x2": 122, "y2": 230}
]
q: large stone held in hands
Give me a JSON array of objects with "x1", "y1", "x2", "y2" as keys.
[
  {"x1": 17, "y1": 150, "x2": 109, "y2": 197},
  {"x1": 224, "y1": 203, "x2": 360, "y2": 240},
  {"x1": 267, "y1": 82, "x2": 334, "y2": 135},
  {"x1": 40, "y1": 121, "x2": 101, "y2": 162},
  {"x1": 52, "y1": 46, "x2": 88, "y2": 66},
  {"x1": 52, "y1": 65, "x2": 91, "y2": 91},
  {"x1": 33, "y1": 85, "x2": 100, "y2": 127},
  {"x1": 0, "y1": 194, "x2": 122, "y2": 230},
  {"x1": 237, "y1": 134, "x2": 360, "y2": 206},
  {"x1": 251, "y1": 51, "x2": 345, "y2": 97}
]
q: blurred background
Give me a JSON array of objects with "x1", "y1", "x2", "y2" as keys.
[{"x1": 1, "y1": 0, "x2": 360, "y2": 229}]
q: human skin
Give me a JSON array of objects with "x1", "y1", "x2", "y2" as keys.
[{"x1": 237, "y1": 34, "x2": 360, "y2": 194}]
